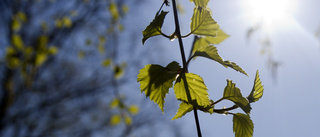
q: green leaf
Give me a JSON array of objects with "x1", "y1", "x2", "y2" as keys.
[
  {"x1": 114, "y1": 65, "x2": 124, "y2": 79},
  {"x1": 189, "y1": 0, "x2": 209, "y2": 7},
  {"x1": 190, "y1": 7, "x2": 219, "y2": 37},
  {"x1": 124, "y1": 115, "x2": 132, "y2": 125},
  {"x1": 192, "y1": 29, "x2": 229, "y2": 54},
  {"x1": 48, "y1": 46, "x2": 58, "y2": 55},
  {"x1": 233, "y1": 113, "x2": 254, "y2": 137},
  {"x1": 102, "y1": 59, "x2": 112, "y2": 67},
  {"x1": 11, "y1": 34, "x2": 24, "y2": 50},
  {"x1": 62, "y1": 17, "x2": 72, "y2": 28},
  {"x1": 17, "y1": 12, "x2": 27, "y2": 22},
  {"x1": 137, "y1": 61, "x2": 181, "y2": 112},
  {"x1": 247, "y1": 70, "x2": 264, "y2": 103},
  {"x1": 192, "y1": 29, "x2": 229, "y2": 53},
  {"x1": 193, "y1": 45, "x2": 248, "y2": 76},
  {"x1": 172, "y1": 102, "x2": 193, "y2": 120},
  {"x1": 198, "y1": 99, "x2": 214, "y2": 114},
  {"x1": 12, "y1": 18, "x2": 21, "y2": 31},
  {"x1": 166, "y1": 61, "x2": 181, "y2": 72},
  {"x1": 110, "y1": 115, "x2": 121, "y2": 126},
  {"x1": 128, "y1": 105, "x2": 139, "y2": 115},
  {"x1": 109, "y1": 2, "x2": 119, "y2": 19},
  {"x1": 37, "y1": 35, "x2": 48, "y2": 49},
  {"x1": 223, "y1": 80, "x2": 251, "y2": 114},
  {"x1": 35, "y1": 53, "x2": 48, "y2": 67},
  {"x1": 142, "y1": 11, "x2": 168, "y2": 44},
  {"x1": 174, "y1": 73, "x2": 210, "y2": 107},
  {"x1": 109, "y1": 98, "x2": 120, "y2": 109}
]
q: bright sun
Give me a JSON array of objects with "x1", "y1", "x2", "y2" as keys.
[{"x1": 243, "y1": 0, "x2": 298, "y2": 26}]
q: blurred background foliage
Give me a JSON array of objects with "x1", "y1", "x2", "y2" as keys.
[{"x1": 0, "y1": 0, "x2": 183, "y2": 137}]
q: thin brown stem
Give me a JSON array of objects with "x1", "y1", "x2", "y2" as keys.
[
  {"x1": 214, "y1": 105, "x2": 239, "y2": 114},
  {"x1": 171, "y1": 0, "x2": 202, "y2": 137}
]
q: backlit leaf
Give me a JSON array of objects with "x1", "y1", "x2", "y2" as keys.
[
  {"x1": 233, "y1": 113, "x2": 254, "y2": 137},
  {"x1": 109, "y1": 98, "x2": 120, "y2": 109},
  {"x1": 142, "y1": 11, "x2": 168, "y2": 44},
  {"x1": 55, "y1": 19, "x2": 63, "y2": 28},
  {"x1": 137, "y1": 61, "x2": 180, "y2": 112},
  {"x1": 124, "y1": 115, "x2": 132, "y2": 125},
  {"x1": 223, "y1": 80, "x2": 251, "y2": 114},
  {"x1": 193, "y1": 45, "x2": 248, "y2": 76},
  {"x1": 17, "y1": 12, "x2": 27, "y2": 22},
  {"x1": 12, "y1": 18, "x2": 21, "y2": 31},
  {"x1": 128, "y1": 105, "x2": 139, "y2": 115},
  {"x1": 11, "y1": 34, "x2": 24, "y2": 50},
  {"x1": 247, "y1": 70, "x2": 264, "y2": 103},
  {"x1": 122, "y1": 4, "x2": 129, "y2": 14},
  {"x1": 192, "y1": 29, "x2": 229, "y2": 54},
  {"x1": 24, "y1": 47, "x2": 33, "y2": 56},
  {"x1": 38, "y1": 35, "x2": 48, "y2": 49},
  {"x1": 172, "y1": 102, "x2": 193, "y2": 120},
  {"x1": 189, "y1": 0, "x2": 209, "y2": 7},
  {"x1": 6, "y1": 47, "x2": 16, "y2": 56},
  {"x1": 35, "y1": 53, "x2": 48, "y2": 67},
  {"x1": 174, "y1": 73, "x2": 210, "y2": 107},
  {"x1": 114, "y1": 65, "x2": 124, "y2": 79},
  {"x1": 190, "y1": 7, "x2": 219, "y2": 37},
  {"x1": 118, "y1": 24, "x2": 124, "y2": 32},
  {"x1": 110, "y1": 115, "x2": 121, "y2": 126},
  {"x1": 62, "y1": 17, "x2": 72, "y2": 28},
  {"x1": 48, "y1": 46, "x2": 58, "y2": 55},
  {"x1": 102, "y1": 59, "x2": 112, "y2": 67},
  {"x1": 109, "y1": 2, "x2": 119, "y2": 19},
  {"x1": 98, "y1": 45, "x2": 105, "y2": 54},
  {"x1": 7, "y1": 57, "x2": 21, "y2": 69}
]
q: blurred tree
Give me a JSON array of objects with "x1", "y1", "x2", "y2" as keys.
[
  {"x1": 247, "y1": 23, "x2": 282, "y2": 80},
  {"x1": 0, "y1": 0, "x2": 183, "y2": 137}
]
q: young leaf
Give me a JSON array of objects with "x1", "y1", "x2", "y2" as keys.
[
  {"x1": 172, "y1": 102, "x2": 193, "y2": 120},
  {"x1": 102, "y1": 59, "x2": 112, "y2": 67},
  {"x1": 11, "y1": 34, "x2": 24, "y2": 50},
  {"x1": 109, "y1": 98, "x2": 120, "y2": 109},
  {"x1": 190, "y1": 7, "x2": 219, "y2": 37},
  {"x1": 174, "y1": 73, "x2": 210, "y2": 107},
  {"x1": 124, "y1": 115, "x2": 132, "y2": 125},
  {"x1": 192, "y1": 29, "x2": 229, "y2": 54},
  {"x1": 128, "y1": 105, "x2": 139, "y2": 115},
  {"x1": 110, "y1": 114, "x2": 121, "y2": 126},
  {"x1": 233, "y1": 113, "x2": 254, "y2": 137},
  {"x1": 114, "y1": 65, "x2": 124, "y2": 79},
  {"x1": 223, "y1": 80, "x2": 251, "y2": 114},
  {"x1": 193, "y1": 45, "x2": 248, "y2": 76},
  {"x1": 35, "y1": 53, "x2": 48, "y2": 67},
  {"x1": 12, "y1": 18, "x2": 21, "y2": 31},
  {"x1": 247, "y1": 70, "x2": 264, "y2": 103},
  {"x1": 62, "y1": 17, "x2": 72, "y2": 28},
  {"x1": 48, "y1": 46, "x2": 58, "y2": 55},
  {"x1": 189, "y1": 0, "x2": 209, "y2": 7},
  {"x1": 142, "y1": 11, "x2": 168, "y2": 44},
  {"x1": 109, "y1": 2, "x2": 119, "y2": 19},
  {"x1": 137, "y1": 62, "x2": 180, "y2": 112}
]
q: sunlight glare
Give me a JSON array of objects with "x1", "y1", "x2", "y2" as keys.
[{"x1": 244, "y1": 0, "x2": 297, "y2": 24}]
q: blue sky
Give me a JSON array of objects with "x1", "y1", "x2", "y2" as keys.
[{"x1": 139, "y1": 0, "x2": 320, "y2": 136}]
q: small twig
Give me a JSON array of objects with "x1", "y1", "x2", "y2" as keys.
[{"x1": 214, "y1": 105, "x2": 239, "y2": 114}]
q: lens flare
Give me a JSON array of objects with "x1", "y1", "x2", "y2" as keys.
[{"x1": 243, "y1": 0, "x2": 298, "y2": 24}]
